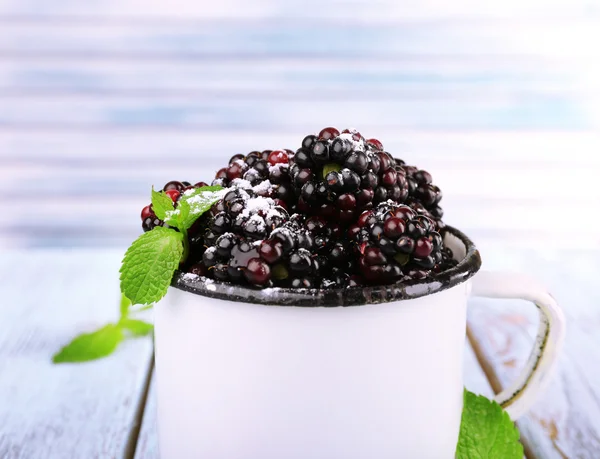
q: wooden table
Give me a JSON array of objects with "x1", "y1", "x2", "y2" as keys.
[{"x1": 0, "y1": 248, "x2": 598, "y2": 458}]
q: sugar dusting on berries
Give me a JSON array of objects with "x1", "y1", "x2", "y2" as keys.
[
  {"x1": 181, "y1": 272, "x2": 199, "y2": 281},
  {"x1": 337, "y1": 132, "x2": 366, "y2": 152},
  {"x1": 145, "y1": 128, "x2": 450, "y2": 290},
  {"x1": 252, "y1": 179, "x2": 273, "y2": 196}
]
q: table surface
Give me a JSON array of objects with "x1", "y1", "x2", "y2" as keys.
[{"x1": 0, "y1": 247, "x2": 599, "y2": 459}]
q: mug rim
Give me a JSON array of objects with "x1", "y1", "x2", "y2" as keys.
[{"x1": 171, "y1": 225, "x2": 482, "y2": 307}]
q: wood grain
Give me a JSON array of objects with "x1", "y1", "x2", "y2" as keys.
[
  {"x1": 134, "y1": 372, "x2": 159, "y2": 459},
  {"x1": 0, "y1": 250, "x2": 154, "y2": 459},
  {"x1": 467, "y1": 249, "x2": 600, "y2": 458}
]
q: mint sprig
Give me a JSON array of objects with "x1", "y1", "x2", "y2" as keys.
[
  {"x1": 53, "y1": 294, "x2": 153, "y2": 363},
  {"x1": 151, "y1": 187, "x2": 175, "y2": 220},
  {"x1": 119, "y1": 226, "x2": 184, "y2": 305},
  {"x1": 164, "y1": 185, "x2": 224, "y2": 229},
  {"x1": 53, "y1": 185, "x2": 222, "y2": 363},
  {"x1": 456, "y1": 390, "x2": 523, "y2": 458}
]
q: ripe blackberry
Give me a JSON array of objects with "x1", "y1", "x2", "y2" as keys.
[
  {"x1": 193, "y1": 187, "x2": 290, "y2": 286},
  {"x1": 352, "y1": 201, "x2": 447, "y2": 284},
  {"x1": 210, "y1": 150, "x2": 295, "y2": 208},
  {"x1": 394, "y1": 158, "x2": 443, "y2": 220},
  {"x1": 290, "y1": 127, "x2": 408, "y2": 223}
]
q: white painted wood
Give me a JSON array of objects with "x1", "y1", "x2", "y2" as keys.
[
  {"x1": 0, "y1": 94, "x2": 585, "y2": 130},
  {"x1": 0, "y1": 250, "x2": 154, "y2": 459},
  {"x1": 0, "y1": 58, "x2": 579, "y2": 95},
  {"x1": 467, "y1": 249, "x2": 600, "y2": 458},
  {"x1": 0, "y1": 17, "x2": 598, "y2": 60},
  {"x1": 134, "y1": 372, "x2": 159, "y2": 459},
  {"x1": 0, "y1": 0, "x2": 596, "y2": 20}
]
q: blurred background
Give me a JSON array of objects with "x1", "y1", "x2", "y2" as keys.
[{"x1": 1, "y1": 0, "x2": 600, "y2": 253}]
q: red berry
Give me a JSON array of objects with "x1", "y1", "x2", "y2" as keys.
[
  {"x1": 381, "y1": 168, "x2": 397, "y2": 186},
  {"x1": 415, "y1": 238, "x2": 434, "y2": 258},
  {"x1": 141, "y1": 205, "x2": 154, "y2": 220},
  {"x1": 194, "y1": 181, "x2": 209, "y2": 188},
  {"x1": 366, "y1": 138, "x2": 384, "y2": 150},
  {"x1": 259, "y1": 240, "x2": 283, "y2": 264},
  {"x1": 337, "y1": 193, "x2": 356, "y2": 210},
  {"x1": 318, "y1": 127, "x2": 340, "y2": 141},
  {"x1": 356, "y1": 189, "x2": 374, "y2": 207},
  {"x1": 165, "y1": 190, "x2": 180, "y2": 202},
  {"x1": 383, "y1": 217, "x2": 405, "y2": 238},
  {"x1": 245, "y1": 258, "x2": 271, "y2": 285},
  {"x1": 267, "y1": 150, "x2": 289, "y2": 166},
  {"x1": 215, "y1": 168, "x2": 227, "y2": 179},
  {"x1": 348, "y1": 224, "x2": 361, "y2": 239},
  {"x1": 357, "y1": 210, "x2": 375, "y2": 227},
  {"x1": 163, "y1": 181, "x2": 183, "y2": 192},
  {"x1": 364, "y1": 247, "x2": 387, "y2": 266},
  {"x1": 392, "y1": 206, "x2": 415, "y2": 221},
  {"x1": 273, "y1": 198, "x2": 288, "y2": 210},
  {"x1": 226, "y1": 162, "x2": 246, "y2": 181},
  {"x1": 377, "y1": 152, "x2": 393, "y2": 171}
]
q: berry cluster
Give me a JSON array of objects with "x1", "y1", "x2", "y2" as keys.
[
  {"x1": 141, "y1": 127, "x2": 456, "y2": 289},
  {"x1": 140, "y1": 180, "x2": 209, "y2": 232},
  {"x1": 290, "y1": 127, "x2": 408, "y2": 223},
  {"x1": 351, "y1": 201, "x2": 449, "y2": 283},
  {"x1": 211, "y1": 151, "x2": 295, "y2": 208},
  {"x1": 395, "y1": 159, "x2": 444, "y2": 221}
]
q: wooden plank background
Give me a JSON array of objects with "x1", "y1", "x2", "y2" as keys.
[{"x1": 0, "y1": 0, "x2": 599, "y2": 251}]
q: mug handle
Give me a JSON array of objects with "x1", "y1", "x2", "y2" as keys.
[{"x1": 470, "y1": 270, "x2": 566, "y2": 420}]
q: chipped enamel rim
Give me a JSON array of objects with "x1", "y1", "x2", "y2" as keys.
[{"x1": 171, "y1": 225, "x2": 482, "y2": 307}]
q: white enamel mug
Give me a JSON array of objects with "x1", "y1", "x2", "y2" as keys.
[{"x1": 155, "y1": 227, "x2": 565, "y2": 459}]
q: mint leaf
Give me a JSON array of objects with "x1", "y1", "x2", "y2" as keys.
[
  {"x1": 151, "y1": 186, "x2": 174, "y2": 220},
  {"x1": 119, "y1": 226, "x2": 184, "y2": 305},
  {"x1": 120, "y1": 318, "x2": 154, "y2": 336},
  {"x1": 456, "y1": 390, "x2": 523, "y2": 459},
  {"x1": 119, "y1": 293, "x2": 131, "y2": 318},
  {"x1": 53, "y1": 324, "x2": 123, "y2": 363},
  {"x1": 165, "y1": 186, "x2": 223, "y2": 230}
]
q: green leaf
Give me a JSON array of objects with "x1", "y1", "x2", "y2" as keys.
[
  {"x1": 164, "y1": 186, "x2": 223, "y2": 230},
  {"x1": 119, "y1": 293, "x2": 131, "y2": 318},
  {"x1": 120, "y1": 318, "x2": 154, "y2": 336},
  {"x1": 52, "y1": 324, "x2": 123, "y2": 363},
  {"x1": 151, "y1": 186, "x2": 175, "y2": 220},
  {"x1": 456, "y1": 390, "x2": 523, "y2": 459},
  {"x1": 119, "y1": 226, "x2": 184, "y2": 305}
]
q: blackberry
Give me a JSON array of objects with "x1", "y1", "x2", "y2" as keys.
[
  {"x1": 394, "y1": 158, "x2": 444, "y2": 221},
  {"x1": 352, "y1": 201, "x2": 447, "y2": 284},
  {"x1": 187, "y1": 186, "x2": 290, "y2": 286},
  {"x1": 210, "y1": 150, "x2": 295, "y2": 208},
  {"x1": 290, "y1": 127, "x2": 409, "y2": 223}
]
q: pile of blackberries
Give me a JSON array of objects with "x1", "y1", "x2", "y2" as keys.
[{"x1": 140, "y1": 128, "x2": 454, "y2": 288}]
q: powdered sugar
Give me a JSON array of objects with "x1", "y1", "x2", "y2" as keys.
[
  {"x1": 338, "y1": 132, "x2": 366, "y2": 152},
  {"x1": 181, "y1": 272, "x2": 199, "y2": 281},
  {"x1": 230, "y1": 178, "x2": 253, "y2": 190},
  {"x1": 252, "y1": 179, "x2": 273, "y2": 196},
  {"x1": 244, "y1": 196, "x2": 274, "y2": 215}
]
